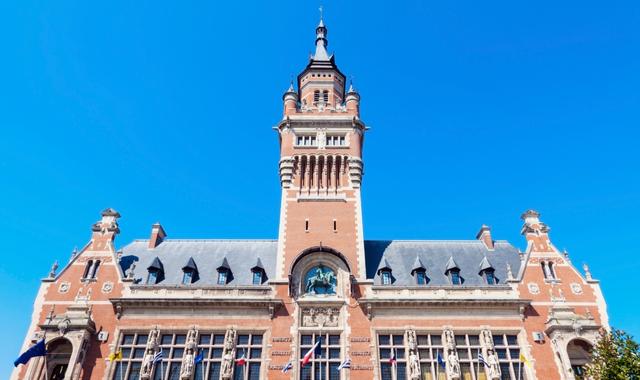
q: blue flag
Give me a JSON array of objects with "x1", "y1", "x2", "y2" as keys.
[
  {"x1": 437, "y1": 351, "x2": 446, "y2": 369},
  {"x1": 194, "y1": 351, "x2": 204, "y2": 364},
  {"x1": 14, "y1": 339, "x2": 46, "y2": 367}
]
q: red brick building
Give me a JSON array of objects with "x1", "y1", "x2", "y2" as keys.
[{"x1": 14, "y1": 18, "x2": 608, "y2": 380}]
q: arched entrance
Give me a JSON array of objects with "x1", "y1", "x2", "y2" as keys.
[
  {"x1": 45, "y1": 338, "x2": 73, "y2": 380},
  {"x1": 567, "y1": 339, "x2": 593, "y2": 380}
]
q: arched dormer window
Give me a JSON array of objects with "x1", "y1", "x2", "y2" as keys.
[
  {"x1": 146, "y1": 257, "x2": 164, "y2": 285},
  {"x1": 181, "y1": 257, "x2": 199, "y2": 285},
  {"x1": 216, "y1": 256, "x2": 232, "y2": 285},
  {"x1": 445, "y1": 256, "x2": 462, "y2": 285},
  {"x1": 411, "y1": 256, "x2": 428, "y2": 285},
  {"x1": 251, "y1": 257, "x2": 267, "y2": 285},
  {"x1": 479, "y1": 257, "x2": 497, "y2": 285}
]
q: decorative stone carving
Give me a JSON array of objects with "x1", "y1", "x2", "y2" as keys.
[
  {"x1": 486, "y1": 349, "x2": 501, "y2": 379},
  {"x1": 102, "y1": 281, "x2": 114, "y2": 294},
  {"x1": 583, "y1": 263, "x2": 592, "y2": 280},
  {"x1": 57, "y1": 317, "x2": 71, "y2": 336},
  {"x1": 446, "y1": 348, "x2": 460, "y2": 379},
  {"x1": 58, "y1": 282, "x2": 70, "y2": 294},
  {"x1": 527, "y1": 282, "x2": 540, "y2": 295},
  {"x1": 49, "y1": 261, "x2": 58, "y2": 278},
  {"x1": 221, "y1": 329, "x2": 237, "y2": 379},
  {"x1": 407, "y1": 329, "x2": 417, "y2": 351},
  {"x1": 570, "y1": 283, "x2": 583, "y2": 295},
  {"x1": 301, "y1": 307, "x2": 339, "y2": 328},
  {"x1": 406, "y1": 329, "x2": 420, "y2": 380},
  {"x1": 140, "y1": 328, "x2": 160, "y2": 379},
  {"x1": 180, "y1": 328, "x2": 198, "y2": 379},
  {"x1": 127, "y1": 262, "x2": 136, "y2": 279}
]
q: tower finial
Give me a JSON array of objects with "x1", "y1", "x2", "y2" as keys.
[{"x1": 319, "y1": 5, "x2": 324, "y2": 22}]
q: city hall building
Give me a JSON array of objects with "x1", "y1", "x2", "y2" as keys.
[{"x1": 14, "y1": 18, "x2": 608, "y2": 380}]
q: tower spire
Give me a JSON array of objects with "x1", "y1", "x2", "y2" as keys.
[{"x1": 313, "y1": 8, "x2": 330, "y2": 61}]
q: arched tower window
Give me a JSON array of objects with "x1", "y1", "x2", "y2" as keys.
[
  {"x1": 313, "y1": 90, "x2": 320, "y2": 103},
  {"x1": 322, "y1": 90, "x2": 329, "y2": 103}
]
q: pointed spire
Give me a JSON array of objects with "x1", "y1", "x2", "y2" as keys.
[
  {"x1": 148, "y1": 257, "x2": 164, "y2": 271},
  {"x1": 313, "y1": 11, "x2": 330, "y2": 61},
  {"x1": 217, "y1": 256, "x2": 231, "y2": 271},
  {"x1": 182, "y1": 257, "x2": 198, "y2": 271},
  {"x1": 445, "y1": 256, "x2": 459, "y2": 273},
  {"x1": 252, "y1": 257, "x2": 265, "y2": 271}
]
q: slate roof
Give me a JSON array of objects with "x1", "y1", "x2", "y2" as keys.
[
  {"x1": 119, "y1": 240, "x2": 277, "y2": 286},
  {"x1": 364, "y1": 240, "x2": 522, "y2": 286}
]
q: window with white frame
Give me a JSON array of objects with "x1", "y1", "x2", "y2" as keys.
[
  {"x1": 325, "y1": 135, "x2": 346, "y2": 147},
  {"x1": 233, "y1": 333, "x2": 263, "y2": 380},
  {"x1": 299, "y1": 333, "x2": 341, "y2": 380},
  {"x1": 296, "y1": 135, "x2": 318, "y2": 147}
]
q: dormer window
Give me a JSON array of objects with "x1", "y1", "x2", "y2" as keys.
[
  {"x1": 415, "y1": 270, "x2": 428, "y2": 285},
  {"x1": 450, "y1": 269, "x2": 462, "y2": 285},
  {"x1": 411, "y1": 257, "x2": 428, "y2": 285},
  {"x1": 146, "y1": 257, "x2": 164, "y2": 285},
  {"x1": 181, "y1": 257, "x2": 199, "y2": 285},
  {"x1": 381, "y1": 270, "x2": 392, "y2": 285},
  {"x1": 483, "y1": 269, "x2": 497, "y2": 285},
  {"x1": 217, "y1": 269, "x2": 228, "y2": 285},
  {"x1": 252, "y1": 269, "x2": 263, "y2": 285}
]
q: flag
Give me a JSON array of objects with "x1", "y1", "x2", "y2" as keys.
[
  {"x1": 153, "y1": 349, "x2": 163, "y2": 364},
  {"x1": 194, "y1": 351, "x2": 203, "y2": 364},
  {"x1": 437, "y1": 351, "x2": 446, "y2": 369},
  {"x1": 519, "y1": 352, "x2": 531, "y2": 367},
  {"x1": 282, "y1": 361, "x2": 293, "y2": 373},
  {"x1": 314, "y1": 336, "x2": 323, "y2": 357},
  {"x1": 478, "y1": 352, "x2": 488, "y2": 367},
  {"x1": 338, "y1": 357, "x2": 351, "y2": 370},
  {"x1": 14, "y1": 339, "x2": 47, "y2": 367},
  {"x1": 236, "y1": 351, "x2": 247, "y2": 366},
  {"x1": 301, "y1": 339, "x2": 320, "y2": 367},
  {"x1": 108, "y1": 351, "x2": 123, "y2": 362},
  {"x1": 388, "y1": 348, "x2": 397, "y2": 365}
]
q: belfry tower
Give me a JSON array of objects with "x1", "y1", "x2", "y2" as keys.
[{"x1": 275, "y1": 18, "x2": 367, "y2": 281}]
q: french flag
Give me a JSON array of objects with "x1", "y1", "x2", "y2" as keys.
[
  {"x1": 301, "y1": 338, "x2": 321, "y2": 367},
  {"x1": 235, "y1": 351, "x2": 247, "y2": 366},
  {"x1": 388, "y1": 348, "x2": 397, "y2": 365}
]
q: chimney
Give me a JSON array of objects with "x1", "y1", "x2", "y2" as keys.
[
  {"x1": 476, "y1": 224, "x2": 494, "y2": 250},
  {"x1": 148, "y1": 223, "x2": 167, "y2": 249}
]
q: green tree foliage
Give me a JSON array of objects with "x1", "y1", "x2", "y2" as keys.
[{"x1": 586, "y1": 329, "x2": 640, "y2": 380}]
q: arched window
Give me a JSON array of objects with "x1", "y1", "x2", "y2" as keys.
[
  {"x1": 322, "y1": 90, "x2": 329, "y2": 103},
  {"x1": 82, "y1": 260, "x2": 93, "y2": 279},
  {"x1": 304, "y1": 265, "x2": 337, "y2": 295},
  {"x1": 567, "y1": 339, "x2": 593, "y2": 380},
  {"x1": 46, "y1": 338, "x2": 73, "y2": 380},
  {"x1": 313, "y1": 90, "x2": 320, "y2": 102},
  {"x1": 548, "y1": 262, "x2": 556, "y2": 279}
]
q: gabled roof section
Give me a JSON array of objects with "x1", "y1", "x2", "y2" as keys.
[
  {"x1": 251, "y1": 257, "x2": 265, "y2": 271},
  {"x1": 411, "y1": 256, "x2": 426, "y2": 274},
  {"x1": 148, "y1": 257, "x2": 164, "y2": 271},
  {"x1": 217, "y1": 256, "x2": 231, "y2": 271},
  {"x1": 445, "y1": 257, "x2": 460, "y2": 273},
  {"x1": 365, "y1": 240, "x2": 522, "y2": 286},
  {"x1": 119, "y1": 240, "x2": 277, "y2": 286},
  {"x1": 478, "y1": 256, "x2": 494, "y2": 273},
  {"x1": 182, "y1": 257, "x2": 198, "y2": 271},
  {"x1": 376, "y1": 257, "x2": 392, "y2": 274}
]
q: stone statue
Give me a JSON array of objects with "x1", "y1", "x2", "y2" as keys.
[
  {"x1": 127, "y1": 262, "x2": 136, "y2": 279},
  {"x1": 480, "y1": 329, "x2": 493, "y2": 348},
  {"x1": 221, "y1": 329, "x2": 236, "y2": 379},
  {"x1": 444, "y1": 329, "x2": 455, "y2": 349},
  {"x1": 180, "y1": 328, "x2": 198, "y2": 379},
  {"x1": 305, "y1": 266, "x2": 336, "y2": 295},
  {"x1": 141, "y1": 328, "x2": 160, "y2": 379},
  {"x1": 408, "y1": 352, "x2": 421, "y2": 379},
  {"x1": 407, "y1": 329, "x2": 417, "y2": 351},
  {"x1": 446, "y1": 349, "x2": 460, "y2": 379},
  {"x1": 49, "y1": 261, "x2": 58, "y2": 278},
  {"x1": 486, "y1": 349, "x2": 501, "y2": 379}
]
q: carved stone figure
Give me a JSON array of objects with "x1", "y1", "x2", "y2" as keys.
[
  {"x1": 221, "y1": 329, "x2": 237, "y2": 379},
  {"x1": 180, "y1": 328, "x2": 198, "y2": 379},
  {"x1": 49, "y1": 261, "x2": 58, "y2": 278},
  {"x1": 444, "y1": 329, "x2": 455, "y2": 349},
  {"x1": 141, "y1": 328, "x2": 160, "y2": 379},
  {"x1": 301, "y1": 307, "x2": 339, "y2": 328},
  {"x1": 304, "y1": 266, "x2": 337, "y2": 295},
  {"x1": 408, "y1": 352, "x2": 421, "y2": 379},
  {"x1": 407, "y1": 329, "x2": 417, "y2": 351},
  {"x1": 480, "y1": 329, "x2": 493, "y2": 349},
  {"x1": 446, "y1": 349, "x2": 460, "y2": 379},
  {"x1": 486, "y1": 349, "x2": 501, "y2": 379}
]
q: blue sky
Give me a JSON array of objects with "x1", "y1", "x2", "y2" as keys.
[{"x1": 1, "y1": 0, "x2": 639, "y2": 377}]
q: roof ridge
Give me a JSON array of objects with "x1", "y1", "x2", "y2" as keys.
[{"x1": 130, "y1": 239, "x2": 278, "y2": 243}]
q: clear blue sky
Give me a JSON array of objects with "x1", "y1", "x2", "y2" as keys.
[{"x1": 1, "y1": 1, "x2": 638, "y2": 377}]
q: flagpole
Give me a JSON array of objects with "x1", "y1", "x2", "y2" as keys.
[
  {"x1": 518, "y1": 359, "x2": 522, "y2": 380},
  {"x1": 476, "y1": 349, "x2": 480, "y2": 380},
  {"x1": 435, "y1": 349, "x2": 439, "y2": 380}
]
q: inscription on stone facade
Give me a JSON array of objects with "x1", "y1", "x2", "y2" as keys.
[
  {"x1": 272, "y1": 351, "x2": 291, "y2": 356},
  {"x1": 351, "y1": 351, "x2": 371, "y2": 356},
  {"x1": 352, "y1": 365, "x2": 374, "y2": 370},
  {"x1": 301, "y1": 307, "x2": 339, "y2": 327},
  {"x1": 272, "y1": 337, "x2": 292, "y2": 343},
  {"x1": 350, "y1": 336, "x2": 370, "y2": 343}
]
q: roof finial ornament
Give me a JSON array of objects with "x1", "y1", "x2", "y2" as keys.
[{"x1": 319, "y1": 5, "x2": 324, "y2": 22}]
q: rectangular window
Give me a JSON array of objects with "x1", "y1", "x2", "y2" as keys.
[
  {"x1": 252, "y1": 271, "x2": 262, "y2": 285},
  {"x1": 416, "y1": 271, "x2": 427, "y2": 285},
  {"x1": 325, "y1": 135, "x2": 346, "y2": 146},
  {"x1": 182, "y1": 271, "x2": 193, "y2": 285},
  {"x1": 147, "y1": 271, "x2": 158, "y2": 285},
  {"x1": 299, "y1": 333, "x2": 341, "y2": 380},
  {"x1": 234, "y1": 333, "x2": 263, "y2": 380},
  {"x1": 450, "y1": 271, "x2": 461, "y2": 285},
  {"x1": 296, "y1": 135, "x2": 318, "y2": 147},
  {"x1": 381, "y1": 271, "x2": 392, "y2": 285},
  {"x1": 378, "y1": 333, "x2": 406, "y2": 380},
  {"x1": 333, "y1": 219, "x2": 337, "y2": 232},
  {"x1": 217, "y1": 270, "x2": 228, "y2": 285},
  {"x1": 305, "y1": 219, "x2": 309, "y2": 232},
  {"x1": 486, "y1": 271, "x2": 496, "y2": 285}
]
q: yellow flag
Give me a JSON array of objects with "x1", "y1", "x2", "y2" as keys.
[
  {"x1": 109, "y1": 351, "x2": 123, "y2": 361},
  {"x1": 519, "y1": 352, "x2": 531, "y2": 367}
]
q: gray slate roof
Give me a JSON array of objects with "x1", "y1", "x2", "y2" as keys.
[
  {"x1": 364, "y1": 240, "x2": 522, "y2": 286},
  {"x1": 120, "y1": 240, "x2": 277, "y2": 286}
]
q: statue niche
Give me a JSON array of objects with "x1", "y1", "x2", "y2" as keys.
[{"x1": 304, "y1": 265, "x2": 337, "y2": 295}]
